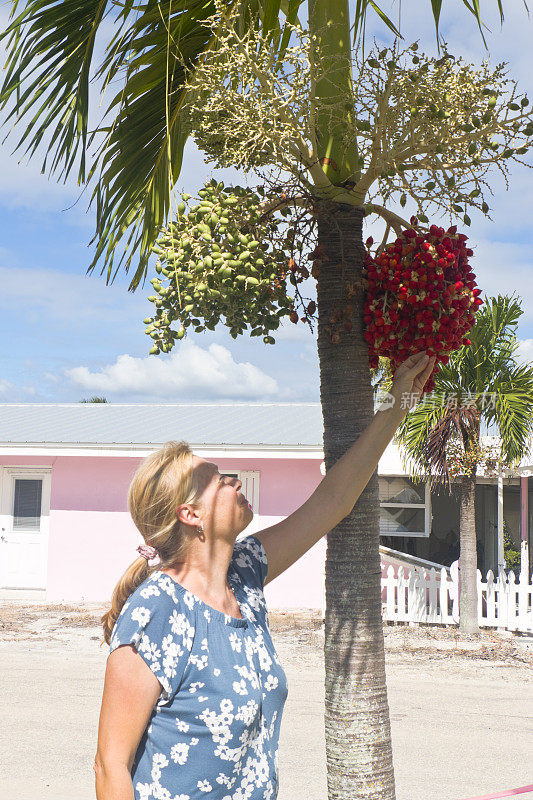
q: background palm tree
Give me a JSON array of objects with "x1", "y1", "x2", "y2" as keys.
[
  {"x1": 371, "y1": 356, "x2": 394, "y2": 395},
  {"x1": 0, "y1": 3, "x2": 527, "y2": 799},
  {"x1": 79, "y1": 397, "x2": 108, "y2": 402},
  {"x1": 389, "y1": 294, "x2": 533, "y2": 633}
]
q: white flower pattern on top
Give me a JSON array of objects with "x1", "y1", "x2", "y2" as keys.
[
  {"x1": 139, "y1": 585, "x2": 161, "y2": 599},
  {"x1": 108, "y1": 534, "x2": 288, "y2": 800}
]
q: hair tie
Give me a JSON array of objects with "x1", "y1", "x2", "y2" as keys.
[{"x1": 137, "y1": 543, "x2": 159, "y2": 561}]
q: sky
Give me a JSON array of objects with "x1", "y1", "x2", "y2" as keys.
[{"x1": 0, "y1": 1, "x2": 532, "y2": 404}]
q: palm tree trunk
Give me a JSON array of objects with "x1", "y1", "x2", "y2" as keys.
[
  {"x1": 459, "y1": 473, "x2": 480, "y2": 634},
  {"x1": 316, "y1": 200, "x2": 396, "y2": 800}
]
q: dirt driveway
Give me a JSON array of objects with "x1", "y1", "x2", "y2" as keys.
[{"x1": 0, "y1": 602, "x2": 531, "y2": 800}]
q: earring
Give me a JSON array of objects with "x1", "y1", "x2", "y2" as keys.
[{"x1": 197, "y1": 524, "x2": 204, "y2": 533}]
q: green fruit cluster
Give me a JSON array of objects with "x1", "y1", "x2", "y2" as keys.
[{"x1": 144, "y1": 179, "x2": 295, "y2": 354}]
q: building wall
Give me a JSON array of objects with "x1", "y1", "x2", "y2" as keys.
[
  {"x1": 1, "y1": 452, "x2": 530, "y2": 604},
  {"x1": 0, "y1": 454, "x2": 325, "y2": 603},
  {"x1": 50, "y1": 456, "x2": 136, "y2": 512}
]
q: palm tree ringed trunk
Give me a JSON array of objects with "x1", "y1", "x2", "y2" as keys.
[
  {"x1": 316, "y1": 200, "x2": 396, "y2": 800},
  {"x1": 458, "y1": 471, "x2": 480, "y2": 634}
]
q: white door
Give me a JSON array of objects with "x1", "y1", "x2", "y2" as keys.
[{"x1": 0, "y1": 467, "x2": 51, "y2": 589}]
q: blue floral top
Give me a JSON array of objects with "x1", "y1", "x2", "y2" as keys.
[{"x1": 108, "y1": 534, "x2": 288, "y2": 800}]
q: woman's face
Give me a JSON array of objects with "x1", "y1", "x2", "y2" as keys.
[{"x1": 189, "y1": 455, "x2": 254, "y2": 539}]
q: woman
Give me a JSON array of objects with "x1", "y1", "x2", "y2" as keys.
[{"x1": 94, "y1": 351, "x2": 436, "y2": 800}]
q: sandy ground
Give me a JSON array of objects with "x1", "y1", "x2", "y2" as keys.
[{"x1": 0, "y1": 602, "x2": 531, "y2": 800}]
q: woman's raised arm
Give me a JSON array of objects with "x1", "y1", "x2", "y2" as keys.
[{"x1": 255, "y1": 352, "x2": 436, "y2": 586}]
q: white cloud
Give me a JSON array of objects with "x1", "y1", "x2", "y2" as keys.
[
  {"x1": 64, "y1": 341, "x2": 280, "y2": 399},
  {"x1": 517, "y1": 339, "x2": 533, "y2": 367},
  {"x1": 0, "y1": 381, "x2": 37, "y2": 400}
]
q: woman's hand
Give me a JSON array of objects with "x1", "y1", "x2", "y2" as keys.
[{"x1": 389, "y1": 351, "x2": 436, "y2": 415}]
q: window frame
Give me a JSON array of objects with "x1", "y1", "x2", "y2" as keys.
[
  {"x1": 220, "y1": 470, "x2": 260, "y2": 514},
  {"x1": 379, "y1": 475, "x2": 431, "y2": 538},
  {"x1": 0, "y1": 466, "x2": 52, "y2": 535}
]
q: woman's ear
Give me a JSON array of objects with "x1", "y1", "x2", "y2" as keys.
[{"x1": 176, "y1": 504, "x2": 202, "y2": 528}]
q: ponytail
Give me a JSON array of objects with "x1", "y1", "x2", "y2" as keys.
[
  {"x1": 100, "y1": 557, "x2": 150, "y2": 645},
  {"x1": 100, "y1": 440, "x2": 202, "y2": 645}
]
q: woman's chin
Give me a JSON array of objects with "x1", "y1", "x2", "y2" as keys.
[{"x1": 239, "y1": 505, "x2": 253, "y2": 530}]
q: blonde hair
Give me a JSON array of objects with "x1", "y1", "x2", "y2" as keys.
[{"x1": 100, "y1": 440, "x2": 203, "y2": 645}]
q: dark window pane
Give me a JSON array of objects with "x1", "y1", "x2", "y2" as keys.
[
  {"x1": 380, "y1": 506, "x2": 425, "y2": 536},
  {"x1": 379, "y1": 476, "x2": 424, "y2": 504},
  {"x1": 13, "y1": 479, "x2": 42, "y2": 530}
]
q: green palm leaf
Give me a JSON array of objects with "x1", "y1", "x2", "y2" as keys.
[
  {"x1": 395, "y1": 294, "x2": 533, "y2": 487},
  {"x1": 486, "y1": 364, "x2": 533, "y2": 465},
  {"x1": 0, "y1": 0, "x2": 108, "y2": 182}
]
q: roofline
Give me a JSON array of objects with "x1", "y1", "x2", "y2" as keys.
[
  {"x1": 0, "y1": 443, "x2": 529, "y2": 475},
  {"x1": 0, "y1": 443, "x2": 325, "y2": 459},
  {"x1": 0, "y1": 402, "x2": 322, "y2": 408}
]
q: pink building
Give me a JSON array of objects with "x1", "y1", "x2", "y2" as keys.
[{"x1": 0, "y1": 403, "x2": 531, "y2": 607}]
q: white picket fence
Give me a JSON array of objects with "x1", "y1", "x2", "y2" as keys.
[{"x1": 380, "y1": 561, "x2": 533, "y2": 633}]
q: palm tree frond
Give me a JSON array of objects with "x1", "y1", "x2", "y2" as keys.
[
  {"x1": 89, "y1": 0, "x2": 231, "y2": 287},
  {"x1": 394, "y1": 395, "x2": 448, "y2": 487},
  {"x1": 395, "y1": 395, "x2": 480, "y2": 493},
  {"x1": 394, "y1": 293, "x2": 533, "y2": 490},
  {"x1": 0, "y1": 0, "x2": 109, "y2": 184},
  {"x1": 277, "y1": 0, "x2": 301, "y2": 55},
  {"x1": 487, "y1": 363, "x2": 533, "y2": 465},
  {"x1": 86, "y1": 0, "x2": 304, "y2": 289},
  {"x1": 352, "y1": 0, "x2": 401, "y2": 44}
]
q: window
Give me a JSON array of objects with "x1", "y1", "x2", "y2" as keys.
[
  {"x1": 13, "y1": 478, "x2": 43, "y2": 531},
  {"x1": 0, "y1": 468, "x2": 51, "y2": 542},
  {"x1": 217, "y1": 470, "x2": 259, "y2": 513},
  {"x1": 379, "y1": 476, "x2": 431, "y2": 538}
]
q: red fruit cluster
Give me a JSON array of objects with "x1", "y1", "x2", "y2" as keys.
[{"x1": 363, "y1": 221, "x2": 483, "y2": 393}]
